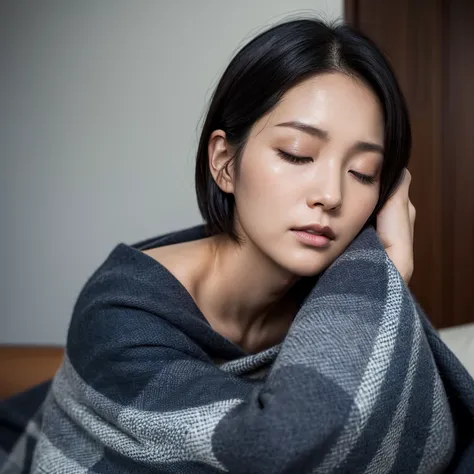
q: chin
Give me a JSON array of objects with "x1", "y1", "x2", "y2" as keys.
[
  {"x1": 281, "y1": 255, "x2": 333, "y2": 278},
  {"x1": 294, "y1": 264, "x2": 330, "y2": 278}
]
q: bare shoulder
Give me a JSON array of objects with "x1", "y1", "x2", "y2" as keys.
[{"x1": 142, "y1": 238, "x2": 211, "y2": 288}]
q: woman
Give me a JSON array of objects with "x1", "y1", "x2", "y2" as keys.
[{"x1": 30, "y1": 18, "x2": 474, "y2": 474}]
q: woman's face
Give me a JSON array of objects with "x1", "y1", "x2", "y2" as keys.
[{"x1": 217, "y1": 72, "x2": 384, "y2": 277}]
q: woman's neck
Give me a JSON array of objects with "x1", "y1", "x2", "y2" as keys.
[{"x1": 192, "y1": 234, "x2": 300, "y2": 352}]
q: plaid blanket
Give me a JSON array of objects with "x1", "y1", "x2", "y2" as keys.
[{"x1": 2, "y1": 225, "x2": 473, "y2": 473}]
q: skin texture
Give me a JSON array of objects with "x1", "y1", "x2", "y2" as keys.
[
  {"x1": 376, "y1": 168, "x2": 416, "y2": 284},
  {"x1": 145, "y1": 72, "x2": 415, "y2": 353}
]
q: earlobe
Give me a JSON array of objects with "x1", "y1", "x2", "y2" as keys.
[{"x1": 208, "y1": 130, "x2": 235, "y2": 194}]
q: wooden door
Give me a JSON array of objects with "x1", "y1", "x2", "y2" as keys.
[{"x1": 345, "y1": 0, "x2": 474, "y2": 328}]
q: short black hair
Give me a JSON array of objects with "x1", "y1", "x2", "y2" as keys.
[{"x1": 195, "y1": 18, "x2": 411, "y2": 241}]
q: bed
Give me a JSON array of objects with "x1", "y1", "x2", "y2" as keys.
[{"x1": 0, "y1": 346, "x2": 63, "y2": 400}]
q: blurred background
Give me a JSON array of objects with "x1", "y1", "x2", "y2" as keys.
[
  {"x1": 0, "y1": 1, "x2": 472, "y2": 396},
  {"x1": 0, "y1": 0, "x2": 342, "y2": 346}
]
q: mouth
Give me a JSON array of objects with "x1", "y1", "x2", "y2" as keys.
[{"x1": 291, "y1": 224, "x2": 336, "y2": 248}]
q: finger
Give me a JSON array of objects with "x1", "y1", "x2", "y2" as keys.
[
  {"x1": 397, "y1": 167, "x2": 411, "y2": 190},
  {"x1": 403, "y1": 168, "x2": 412, "y2": 194},
  {"x1": 399, "y1": 168, "x2": 412, "y2": 203},
  {"x1": 408, "y1": 201, "x2": 416, "y2": 239},
  {"x1": 404, "y1": 168, "x2": 412, "y2": 184}
]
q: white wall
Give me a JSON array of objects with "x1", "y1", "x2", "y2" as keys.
[{"x1": 0, "y1": 0, "x2": 343, "y2": 345}]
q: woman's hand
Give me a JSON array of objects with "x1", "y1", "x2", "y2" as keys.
[{"x1": 376, "y1": 168, "x2": 416, "y2": 285}]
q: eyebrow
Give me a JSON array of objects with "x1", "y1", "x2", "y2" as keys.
[
  {"x1": 276, "y1": 121, "x2": 329, "y2": 140},
  {"x1": 275, "y1": 120, "x2": 385, "y2": 155}
]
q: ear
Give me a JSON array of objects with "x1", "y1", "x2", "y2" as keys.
[{"x1": 208, "y1": 130, "x2": 235, "y2": 194}]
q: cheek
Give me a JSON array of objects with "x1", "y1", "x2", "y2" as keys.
[
  {"x1": 235, "y1": 151, "x2": 295, "y2": 209},
  {"x1": 345, "y1": 188, "x2": 379, "y2": 231}
]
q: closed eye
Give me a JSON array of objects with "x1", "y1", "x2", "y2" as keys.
[
  {"x1": 350, "y1": 171, "x2": 376, "y2": 185},
  {"x1": 277, "y1": 149, "x2": 377, "y2": 185},
  {"x1": 277, "y1": 149, "x2": 313, "y2": 164}
]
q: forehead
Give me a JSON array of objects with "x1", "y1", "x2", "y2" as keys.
[{"x1": 256, "y1": 72, "x2": 384, "y2": 140}]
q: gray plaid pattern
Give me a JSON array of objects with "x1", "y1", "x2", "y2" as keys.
[{"x1": 3, "y1": 225, "x2": 473, "y2": 473}]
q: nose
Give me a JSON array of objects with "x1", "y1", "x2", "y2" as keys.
[{"x1": 306, "y1": 168, "x2": 343, "y2": 211}]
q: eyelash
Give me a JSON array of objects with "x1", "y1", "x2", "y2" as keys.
[
  {"x1": 277, "y1": 149, "x2": 313, "y2": 164},
  {"x1": 351, "y1": 172, "x2": 376, "y2": 185},
  {"x1": 276, "y1": 149, "x2": 376, "y2": 185}
]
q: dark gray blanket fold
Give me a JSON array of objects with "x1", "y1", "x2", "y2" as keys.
[{"x1": 4, "y1": 225, "x2": 473, "y2": 473}]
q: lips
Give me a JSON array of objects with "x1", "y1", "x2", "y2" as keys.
[{"x1": 292, "y1": 224, "x2": 336, "y2": 240}]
